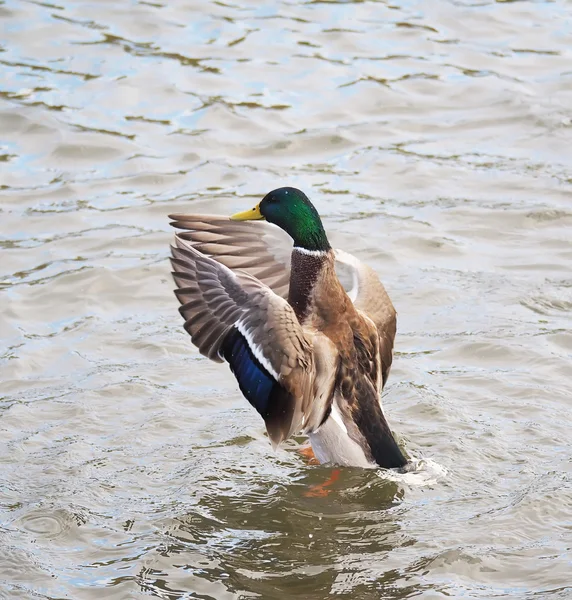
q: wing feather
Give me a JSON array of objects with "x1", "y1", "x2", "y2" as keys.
[
  {"x1": 334, "y1": 249, "x2": 397, "y2": 386},
  {"x1": 170, "y1": 236, "x2": 315, "y2": 444},
  {"x1": 169, "y1": 215, "x2": 293, "y2": 299}
]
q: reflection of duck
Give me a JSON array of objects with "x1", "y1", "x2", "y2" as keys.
[{"x1": 169, "y1": 187, "x2": 407, "y2": 469}]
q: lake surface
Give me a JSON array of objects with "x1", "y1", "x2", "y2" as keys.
[{"x1": 1, "y1": 0, "x2": 571, "y2": 598}]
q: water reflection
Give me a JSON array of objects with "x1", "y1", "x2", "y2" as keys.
[{"x1": 142, "y1": 471, "x2": 410, "y2": 598}]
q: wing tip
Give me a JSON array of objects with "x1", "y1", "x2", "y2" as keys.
[{"x1": 169, "y1": 214, "x2": 232, "y2": 230}]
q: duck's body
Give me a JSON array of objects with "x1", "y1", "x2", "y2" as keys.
[{"x1": 169, "y1": 187, "x2": 407, "y2": 469}]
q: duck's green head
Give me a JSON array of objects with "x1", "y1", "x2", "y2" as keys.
[{"x1": 231, "y1": 187, "x2": 331, "y2": 252}]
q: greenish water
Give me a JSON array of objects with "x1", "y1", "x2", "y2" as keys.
[{"x1": 1, "y1": 0, "x2": 571, "y2": 598}]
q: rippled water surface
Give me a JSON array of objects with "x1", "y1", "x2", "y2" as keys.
[{"x1": 1, "y1": 0, "x2": 572, "y2": 598}]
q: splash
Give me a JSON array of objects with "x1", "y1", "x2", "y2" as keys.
[{"x1": 376, "y1": 457, "x2": 448, "y2": 487}]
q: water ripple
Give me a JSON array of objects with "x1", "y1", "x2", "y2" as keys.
[{"x1": 1, "y1": 0, "x2": 571, "y2": 598}]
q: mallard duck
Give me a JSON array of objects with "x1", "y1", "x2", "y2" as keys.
[{"x1": 169, "y1": 187, "x2": 407, "y2": 469}]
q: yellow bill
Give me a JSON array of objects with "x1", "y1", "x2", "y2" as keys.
[{"x1": 230, "y1": 203, "x2": 264, "y2": 221}]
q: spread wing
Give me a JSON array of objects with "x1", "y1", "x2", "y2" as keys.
[
  {"x1": 170, "y1": 236, "x2": 315, "y2": 446},
  {"x1": 169, "y1": 214, "x2": 293, "y2": 299},
  {"x1": 334, "y1": 249, "x2": 397, "y2": 386},
  {"x1": 168, "y1": 214, "x2": 395, "y2": 400}
]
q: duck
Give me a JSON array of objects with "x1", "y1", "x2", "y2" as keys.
[{"x1": 169, "y1": 187, "x2": 408, "y2": 469}]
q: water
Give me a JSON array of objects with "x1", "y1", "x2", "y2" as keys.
[{"x1": 1, "y1": 0, "x2": 571, "y2": 598}]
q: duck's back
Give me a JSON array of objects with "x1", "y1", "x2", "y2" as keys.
[{"x1": 289, "y1": 251, "x2": 406, "y2": 468}]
